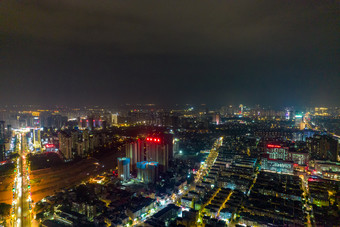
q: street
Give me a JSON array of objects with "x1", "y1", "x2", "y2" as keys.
[{"x1": 11, "y1": 133, "x2": 32, "y2": 227}]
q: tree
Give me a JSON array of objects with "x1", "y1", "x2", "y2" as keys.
[
  {"x1": 0, "y1": 203, "x2": 11, "y2": 218},
  {"x1": 0, "y1": 163, "x2": 15, "y2": 176}
]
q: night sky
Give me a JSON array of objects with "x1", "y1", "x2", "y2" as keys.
[{"x1": 0, "y1": 0, "x2": 339, "y2": 107}]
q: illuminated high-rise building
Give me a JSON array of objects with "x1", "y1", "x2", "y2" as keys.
[
  {"x1": 58, "y1": 131, "x2": 72, "y2": 160},
  {"x1": 33, "y1": 129, "x2": 41, "y2": 149},
  {"x1": 212, "y1": 114, "x2": 220, "y2": 125},
  {"x1": 102, "y1": 120, "x2": 107, "y2": 130},
  {"x1": 264, "y1": 144, "x2": 309, "y2": 165},
  {"x1": 265, "y1": 144, "x2": 289, "y2": 160},
  {"x1": 79, "y1": 119, "x2": 87, "y2": 129},
  {"x1": 125, "y1": 141, "x2": 140, "y2": 171},
  {"x1": 126, "y1": 133, "x2": 173, "y2": 173},
  {"x1": 111, "y1": 113, "x2": 118, "y2": 126},
  {"x1": 173, "y1": 138, "x2": 180, "y2": 155},
  {"x1": 33, "y1": 116, "x2": 40, "y2": 127},
  {"x1": 0, "y1": 121, "x2": 5, "y2": 142},
  {"x1": 307, "y1": 135, "x2": 339, "y2": 162},
  {"x1": 6, "y1": 125, "x2": 12, "y2": 139},
  {"x1": 314, "y1": 107, "x2": 329, "y2": 116},
  {"x1": 0, "y1": 121, "x2": 4, "y2": 161},
  {"x1": 83, "y1": 129, "x2": 90, "y2": 154},
  {"x1": 70, "y1": 130, "x2": 80, "y2": 154},
  {"x1": 86, "y1": 117, "x2": 94, "y2": 130},
  {"x1": 239, "y1": 104, "x2": 244, "y2": 114},
  {"x1": 137, "y1": 161, "x2": 158, "y2": 183},
  {"x1": 295, "y1": 114, "x2": 303, "y2": 128},
  {"x1": 117, "y1": 157, "x2": 130, "y2": 181}
]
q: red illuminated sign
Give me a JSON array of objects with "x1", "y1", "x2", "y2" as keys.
[
  {"x1": 267, "y1": 144, "x2": 281, "y2": 148},
  {"x1": 0, "y1": 161, "x2": 7, "y2": 165},
  {"x1": 45, "y1": 144, "x2": 55, "y2": 148},
  {"x1": 146, "y1": 137, "x2": 161, "y2": 143}
]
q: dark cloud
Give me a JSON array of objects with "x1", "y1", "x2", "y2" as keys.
[{"x1": 0, "y1": 0, "x2": 339, "y2": 107}]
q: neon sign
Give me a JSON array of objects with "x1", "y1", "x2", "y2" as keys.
[{"x1": 267, "y1": 144, "x2": 281, "y2": 148}]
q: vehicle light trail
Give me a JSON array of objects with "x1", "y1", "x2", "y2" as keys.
[{"x1": 10, "y1": 132, "x2": 32, "y2": 227}]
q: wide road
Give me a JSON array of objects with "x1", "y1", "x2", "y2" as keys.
[{"x1": 12, "y1": 133, "x2": 31, "y2": 227}]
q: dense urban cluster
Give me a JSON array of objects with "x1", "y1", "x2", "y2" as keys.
[{"x1": 0, "y1": 104, "x2": 339, "y2": 226}]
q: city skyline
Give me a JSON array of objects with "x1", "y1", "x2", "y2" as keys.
[
  {"x1": 0, "y1": 1, "x2": 339, "y2": 226},
  {"x1": 0, "y1": 0, "x2": 339, "y2": 106},
  {"x1": 0, "y1": 99, "x2": 339, "y2": 226}
]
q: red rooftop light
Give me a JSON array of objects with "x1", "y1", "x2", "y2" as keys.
[
  {"x1": 267, "y1": 144, "x2": 281, "y2": 148},
  {"x1": 146, "y1": 137, "x2": 161, "y2": 143}
]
